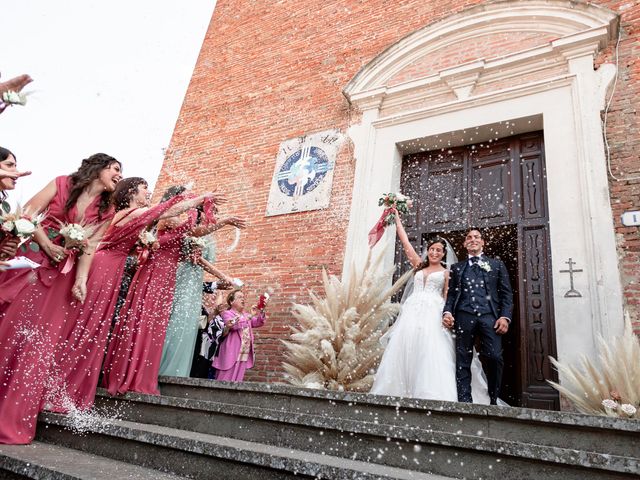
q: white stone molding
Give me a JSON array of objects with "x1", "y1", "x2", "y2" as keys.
[
  {"x1": 344, "y1": 0, "x2": 618, "y2": 99},
  {"x1": 342, "y1": 0, "x2": 623, "y2": 368}
]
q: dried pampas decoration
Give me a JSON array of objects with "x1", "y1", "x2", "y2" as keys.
[
  {"x1": 548, "y1": 313, "x2": 639, "y2": 419},
  {"x1": 282, "y1": 247, "x2": 412, "y2": 392}
]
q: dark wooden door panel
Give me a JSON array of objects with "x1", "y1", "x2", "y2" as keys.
[
  {"x1": 519, "y1": 135, "x2": 546, "y2": 221},
  {"x1": 426, "y1": 169, "x2": 465, "y2": 229},
  {"x1": 470, "y1": 161, "x2": 512, "y2": 224}
]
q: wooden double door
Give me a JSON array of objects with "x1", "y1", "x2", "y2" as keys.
[{"x1": 396, "y1": 131, "x2": 559, "y2": 409}]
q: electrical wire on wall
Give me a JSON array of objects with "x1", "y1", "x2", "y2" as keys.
[{"x1": 604, "y1": 24, "x2": 640, "y2": 182}]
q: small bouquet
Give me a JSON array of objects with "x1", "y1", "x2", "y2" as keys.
[
  {"x1": 183, "y1": 235, "x2": 208, "y2": 263},
  {"x1": 138, "y1": 230, "x2": 158, "y2": 248},
  {"x1": 58, "y1": 223, "x2": 96, "y2": 254},
  {"x1": 0, "y1": 204, "x2": 44, "y2": 239},
  {"x1": 368, "y1": 192, "x2": 413, "y2": 247},
  {"x1": 134, "y1": 228, "x2": 159, "y2": 265},
  {"x1": 1, "y1": 90, "x2": 28, "y2": 107},
  {"x1": 0, "y1": 205, "x2": 45, "y2": 259},
  {"x1": 54, "y1": 222, "x2": 98, "y2": 274}
]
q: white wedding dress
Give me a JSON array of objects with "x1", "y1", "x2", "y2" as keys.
[{"x1": 370, "y1": 270, "x2": 493, "y2": 404}]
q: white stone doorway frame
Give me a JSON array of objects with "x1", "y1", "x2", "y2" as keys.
[{"x1": 342, "y1": 0, "x2": 623, "y2": 365}]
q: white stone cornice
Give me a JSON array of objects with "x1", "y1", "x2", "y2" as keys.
[
  {"x1": 372, "y1": 75, "x2": 575, "y2": 128},
  {"x1": 346, "y1": 22, "x2": 612, "y2": 113},
  {"x1": 343, "y1": 1, "x2": 619, "y2": 103},
  {"x1": 346, "y1": 87, "x2": 387, "y2": 111}
]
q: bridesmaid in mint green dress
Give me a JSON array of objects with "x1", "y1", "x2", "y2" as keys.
[{"x1": 160, "y1": 216, "x2": 242, "y2": 377}]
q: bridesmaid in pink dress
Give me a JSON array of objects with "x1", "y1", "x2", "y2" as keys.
[
  {"x1": 102, "y1": 186, "x2": 221, "y2": 396},
  {"x1": 0, "y1": 153, "x2": 122, "y2": 444},
  {"x1": 0, "y1": 154, "x2": 120, "y2": 306},
  {"x1": 213, "y1": 290, "x2": 267, "y2": 382},
  {"x1": 44, "y1": 178, "x2": 214, "y2": 412}
]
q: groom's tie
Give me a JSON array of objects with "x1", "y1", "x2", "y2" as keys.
[{"x1": 470, "y1": 256, "x2": 480, "y2": 267}]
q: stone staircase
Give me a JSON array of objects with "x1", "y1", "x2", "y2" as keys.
[{"x1": 0, "y1": 377, "x2": 638, "y2": 479}]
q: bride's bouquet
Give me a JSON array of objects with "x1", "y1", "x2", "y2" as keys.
[{"x1": 368, "y1": 192, "x2": 413, "y2": 247}]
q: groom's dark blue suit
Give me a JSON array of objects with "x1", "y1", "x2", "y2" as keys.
[{"x1": 443, "y1": 255, "x2": 513, "y2": 404}]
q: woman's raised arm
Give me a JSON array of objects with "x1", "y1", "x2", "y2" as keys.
[{"x1": 393, "y1": 209, "x2": 421, "y2": 268}]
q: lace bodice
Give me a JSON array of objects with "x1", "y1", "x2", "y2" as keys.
[{"x1": 413, "y1": 270, "x2": 446, "y2": 297}]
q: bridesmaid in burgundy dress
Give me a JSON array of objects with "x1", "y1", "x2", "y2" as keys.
[
  {"x1": 0, "y1": 146, "x2": 32, "y2": 262},
  {"x1": 0, "y1": 153, "x2": 120, "y2": 306},
  {"x1": 44, "y1": 178, "x2": 215, "y2": 413},
  {"x1": 102, "y1": 186, "x2": 222, "y2": 396},
  {"x1": 0, "y1": 153, "x2": 122, "y2": 444}
]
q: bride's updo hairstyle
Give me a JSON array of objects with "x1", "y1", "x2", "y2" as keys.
[{"x1": 414, "y1": 237, "x2": 447, "y2": 271}]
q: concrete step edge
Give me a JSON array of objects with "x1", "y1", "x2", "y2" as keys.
[
  {"x1": 39, "y1": 412, "x2": 639, "y2": 476},
  {"x1": 39, "y1": 414, "x2": 451, "y2": 480},
  {"x1": 153, "y1": 378, "x2": 640, "y2": 434},
  {"x1": 0, "y1": 441, "x2": 188, "y2": 480},
  {"x1": 94, "y1": 391, "x2": 640, "y2": 469}
]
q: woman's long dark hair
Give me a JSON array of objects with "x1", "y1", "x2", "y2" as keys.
[
  {"x1": 0, "y1": 146, "x2": 16, "y2": 201},
  {"x1": 414, "y1": 238, "x2": 447, "y2": 271},
  {"x1": 112, "y1": 177, "x2": 147, "y2": 212},
  {"x1": 65, "y1": 153, "x2": 121, "y2": 219}
]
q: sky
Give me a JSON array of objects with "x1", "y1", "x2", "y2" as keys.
[{"x1": 0, "y1": 0, "x2": 216, "y2": 204}]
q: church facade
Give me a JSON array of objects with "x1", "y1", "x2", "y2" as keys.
[{"x1": 156, "y1": 0, "x2": 639, "y2": 409}]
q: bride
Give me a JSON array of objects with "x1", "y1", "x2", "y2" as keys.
[{"x1": 370, "y1": 210, "x2": 495, "y2": 404}]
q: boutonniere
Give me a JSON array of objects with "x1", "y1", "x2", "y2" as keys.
[{"x1": 477, "y1": 260, "x2": 492, "y2": 272}]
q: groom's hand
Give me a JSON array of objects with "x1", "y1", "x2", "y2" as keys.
[
  {"x1": 494, "y1": 317, "x2": 509, "y2": 335},
  {"x1": 442, "y1": 312, "x2": 454, "y2": 329}
]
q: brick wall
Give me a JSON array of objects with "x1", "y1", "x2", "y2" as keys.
[
  {"x1": 594, "y1": 1, "x2": 640, "y2": 333},
  {"x1": 156, "y1": 0, "x2": 640, "y2": 381}
]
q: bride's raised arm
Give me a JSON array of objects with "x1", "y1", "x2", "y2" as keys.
[{"x1": 393, "y1": 209, "x2": 421, "y2": 268}]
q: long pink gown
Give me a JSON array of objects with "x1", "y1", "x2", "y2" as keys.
[
  {"x1": 0, "y1": 176, "x2": 113, "y2": 444},
  {"x1": 102, "y1": 218, "x2": 194, "y2": 396},
  {"x1": 213, "y1": 308, "x2": 266, "y2": 382},
  {"x1": 43, "y1": 198, "x2": 184, "y2": 413},
  {"x1": 0, "y1": 176, "x2": 106, "y2": 307}
]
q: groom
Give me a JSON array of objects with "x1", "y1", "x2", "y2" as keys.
[{"x1": 442, "y1": 229, "x2": 513, "y2": 405}]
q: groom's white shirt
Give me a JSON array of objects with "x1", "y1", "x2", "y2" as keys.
[{"x1": 467, "y1": 252, "x2": 483, "y2": 267}]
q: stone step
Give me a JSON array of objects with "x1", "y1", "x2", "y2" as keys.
[
  {"x1": 35, "y1": 414, "x2": 450, "y2": 480},
  {"x1": 87, "y1": 381, "x2": 640, "y2": 479},
  {"x1": 156, "y1": 377, "x2": 639, "y2": 458},
  {"x1": 0, "y1": 441, "x2": 188, "y2": 480}
]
